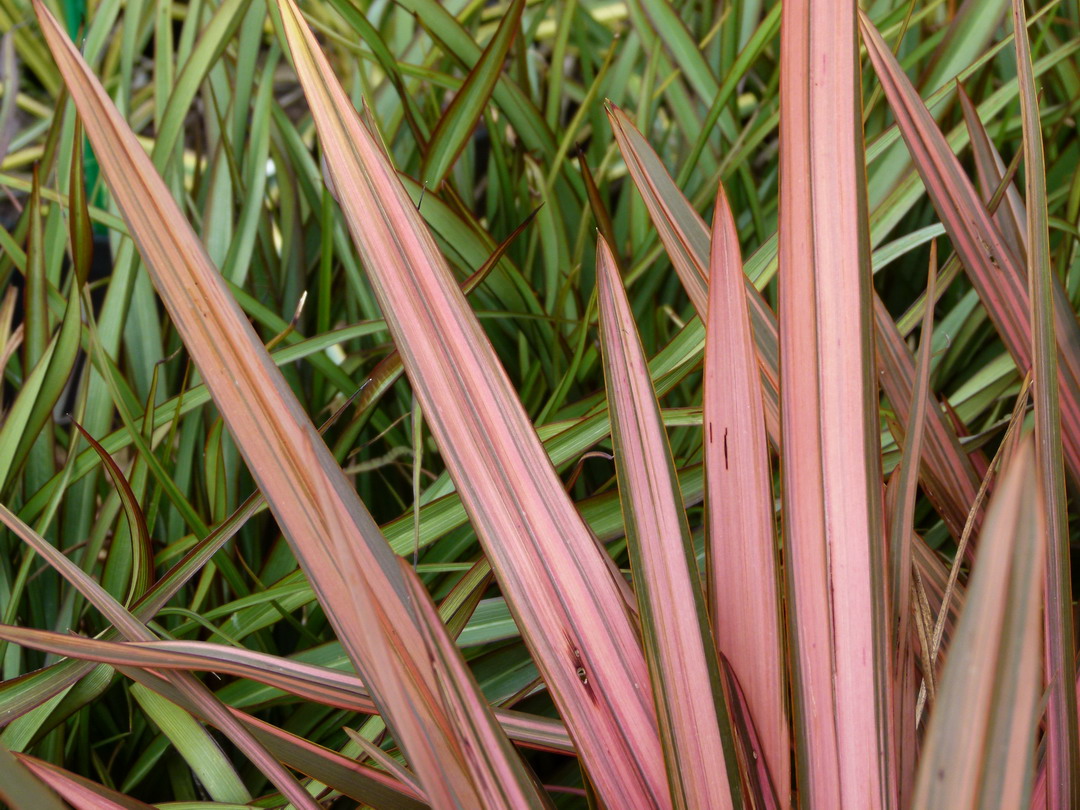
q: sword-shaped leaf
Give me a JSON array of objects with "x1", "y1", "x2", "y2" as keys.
[
  {"x1": 607, "y1": 104, "x2": 781, "y2": 444},
  {"x1": 779, "y1": 1, "x2": 895, "y2": 806},
  {"x1": 860, "y1": 10, "x2": 1080, "y2": 486},
  {"x1": 274, "y1": 1, "x2": 670, "y2": 806},
  {"x1": 596, "y1": 233, "x2": 738, "y2": 809},
  {"x1": 421, "y1": 0, "x2": 525, "y2": 190},
  {"x1": 703, "y1": 184, "x2": 788, "y2": 808},
  {"x1": 1011, "y1": 0, "x2": 1080, "y2": 802}
]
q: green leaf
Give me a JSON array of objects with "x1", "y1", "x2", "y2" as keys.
[
  {"x1": 129, "y1": 683, "x2": 252, "y2": 805},
  {"x1": 422, "y1": 0, "x2": 526, "y2": 189}
]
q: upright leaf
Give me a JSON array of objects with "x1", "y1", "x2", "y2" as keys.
[
  {"x1": 873, "y1": 290, "x2": 981, "y2": 543},
  {"x1": 779, "y1": 1, "x2": 894, "y2": 807},
  {"x1": 912, "y1": 439, "x2": 1044, "y2": 809},
  {"x1": 888, "y1": 248, "x2": 938, "y2": 806},
  {"x1": 703, "y1": 184, "x2": 788, "y2": 807},
  {"x1": 957, "y1": 84, "x2": 1027, "y2": 261},
  {"x1": 0, "y1": 31, "x2": 19, "y2": 165},
  {"x1": 607, "y1": 105, "x2": 781, "y2": 443},
  {"x1": 68, "y1": 117, "x2": 93, "y2": 287},
  {"x1": 422, "y1": 0, "x2": 525, "y2": 190},
  {"x1": 596, "y1": 234, "x2": 739, "y2": 810},
  {"x1": 1011, "y1": 0, "x2": 1080, "y2": 802},
  {"x1": 129, "y1": 682, "x2": 252, "y2": 804}
]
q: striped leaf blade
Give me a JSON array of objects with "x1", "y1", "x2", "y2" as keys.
[{"x1": 275, "y1": 1, "x2": 671, "y2": 806}]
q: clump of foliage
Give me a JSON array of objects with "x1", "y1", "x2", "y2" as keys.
[{"x1": 0, "y1": 0, "x2": 1078, "y2": 807}]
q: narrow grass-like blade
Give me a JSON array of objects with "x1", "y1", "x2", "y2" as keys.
[
  {"x1": 0, "y1": 625, "x2": 380, "y2": 713},
  {"x1": 401, "y1": 564, "x2": 555, "y2": 809},
  {"x1": 703, "y1": 184, "x2": 788, "y2": 807},
  {"x1": 276, "y1": 2, "x2": 670, "y2": 805},
  {"x1": 911, "y1": 439, "x2": 1043, "y2": 808},
  {"x1": 68, "y1": 116, "x2": 93, "y2": 287},
  {"x1": 628, "y1": 0, "x2": 717, "y2": 104},
  {"x1": 117, "y1": 666, "x2": 429, "y2": 808},
  {"x1": 323, "y1": 0, "x2": 428, "y2": 146},
  {"x1": 0, "y1": 511, "x2": 431, "y2": 808},
  {"x1": 888, "y1": 247, "x2": 937, "y2": 638},
  {"x1": 0, "y1": 31, "x2": 19, "y2": 166},
  {"x1": 342, "y1": 207, "x2": 537, "y2": 436},
  {"x1": 0, "y1": 501, "x2": 319, "y2": 810},
  {"x1": 0, "y1": 623, "x2": 575, "y2": 755},
  {"x1": 919, "y1": 377, "x2": 1033, "y2": 724},
  {"x1": 0, "y1": 279, "x2": 80, "y2": 495},
  {"x1": 33, "y1": 5, "x2": 539, "y2": 807},
  {"x1": 393, "y1": 0, "x2": 559, "y2": 166},
  {"x1": 888, "y1": 248, "x2": 937, "y2": 804},
  {"x1": 149, "y1": 0, "x2": 251, "y2": 172},
  {"x1": 71, "y1": 421, "x2": 153, "y2": 606},
  {"x1": 344, "y1": 726, "x2": 425, "y2": 798},
  {"x1": 1011, "y1": 0, "x2": 1080, "y2": 802},
  {"x1": 779, "y1": 2, "x2": 894, "y2": 807},
  {"x1": 596, "y1": 234, "x2": 737, "y2": 809},
  {"x1": 873, "y1": 290, "x2": 981, "y2": 542},
  {"x1": 422, "y1": 0, "x2": 525, "y2": 189}
]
